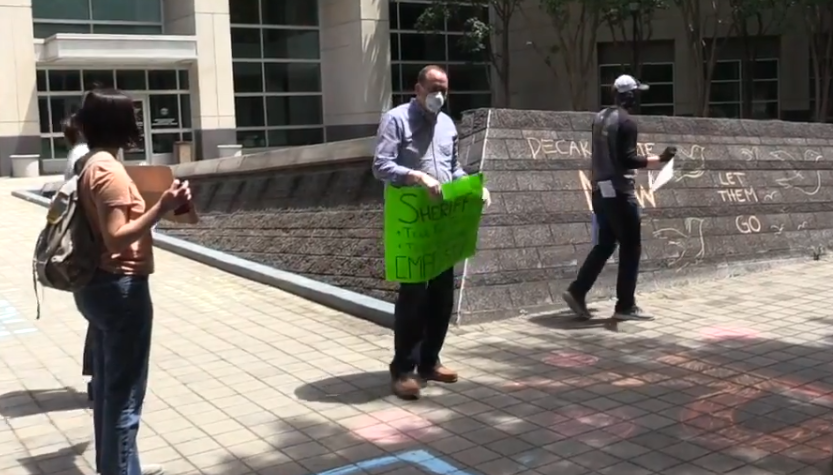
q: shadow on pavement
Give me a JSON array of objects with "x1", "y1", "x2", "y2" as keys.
[
  {"x1": 17, "y1": 441, "x2": 90, "y2": 475},
  {"x1": 295, "y1": 371, "x2": 392, "y2": 405},
  {"x1": 213, "y1": 328, "x2": 833, "y2": 475},
  {"x1": 0, "y1": 387, "x2": 89, "y2": 418}
]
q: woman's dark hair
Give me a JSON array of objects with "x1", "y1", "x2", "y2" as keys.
[
  {"x1": 61, "y1": 115, "x2": 82, "y2": 147},
  {"x1": 75, "y1": 88, "x2": 140, "y2": 150}
]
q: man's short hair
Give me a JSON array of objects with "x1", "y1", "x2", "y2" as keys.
[
  {"x1": 417, "y1": 65, "x2": 447, "y2": 84},
  {"x1": 75, "y1": 89, "x2": 140, "y2": 150}
]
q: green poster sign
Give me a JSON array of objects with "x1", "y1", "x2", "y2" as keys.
[{"x1": 384, "y1": 173, "x2": 485, "y2": 283}]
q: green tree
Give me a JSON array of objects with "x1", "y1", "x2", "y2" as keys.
[
  {"x1": 798, "y1": 0, "x2": 833, "y2": 122},
  {"x1": 671, "y1": 0, "x2": 738, "y2": 116},
  {"x1": 533, "y1": 0, "x2": 610, "y2": 110},
  {"x1": 728, "y1": 0, "x2": 792, "y2": 118},
  {"x1": 416, "y1": 0, "x2": 524, "y2": 107},
  {"x1": 602, "y1": 0, "x2": 669, "y2": 70}
]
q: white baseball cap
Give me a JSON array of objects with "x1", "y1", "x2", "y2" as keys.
[{"x1": 613, "y1": 74, "x2": 649, "y2": 93}]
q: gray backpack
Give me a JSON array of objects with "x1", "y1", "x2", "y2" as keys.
[{"x1": 32, "y1": 154, "x2": 104, "y2": 316}]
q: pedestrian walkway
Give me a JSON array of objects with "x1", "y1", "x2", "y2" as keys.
[{"x1": 1, "y1": 176, "x2": 832, "y2": 475}]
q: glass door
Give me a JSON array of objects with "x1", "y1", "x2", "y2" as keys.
[{"x1": 121, "y1": 97, "x2": 151, "y2": 163}]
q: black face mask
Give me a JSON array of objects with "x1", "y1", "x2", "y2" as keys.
[{"x1": 617, "y1": 91, "x2": 637, "y2": 108}]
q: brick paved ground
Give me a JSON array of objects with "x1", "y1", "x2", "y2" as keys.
[{"x1": 1, "y1": 177, "x2": 833, "y2": 475}]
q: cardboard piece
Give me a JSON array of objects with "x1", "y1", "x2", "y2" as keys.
[{"x1": 124, "y1": 165, "x2": 199, "y2": 224}]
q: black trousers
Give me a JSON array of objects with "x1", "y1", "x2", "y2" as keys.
[
  {"x1": 569, "y1": 191, "x2": 642, "y2": 311},
  {"x1": 82, "y1": 323, "x2": 95, "y2": 377},
  {"x1": 390, "y1": 268, "x2": 455, "y2": 377}
]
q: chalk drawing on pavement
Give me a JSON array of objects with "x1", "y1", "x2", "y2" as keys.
[
  {"x1": 315, "y1": 450, "x2": 470, "y2": 475},
  {"x1": 0, "y1": 300, "x2": 36, "y2": 338}
]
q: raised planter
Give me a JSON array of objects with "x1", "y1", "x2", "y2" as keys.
[
  {"x1": 217, "y1": 144, "x2": 243, "y2": 159},
  {"x1": 10, "y1": 155, "x2": 40, "y2": 178}
]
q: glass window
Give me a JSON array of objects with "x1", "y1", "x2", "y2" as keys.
[
  {"x1": 398, "y1": 33, "x2": 446, "y2": 62},
  {"x1": 448, "y1": 93, "x2": 491, "y2": 120},
  {"x1": 231, "y1": 28, "x2": 262, "y2": 58},
  {"x1": 38, "y1": 99, "x2": 51, "y2": 133},
  {"x1": 641, "y1": 105, "x2": 675, "y2": 116},
  {"x1": 151, "y1": 133, "x2": 179, "y2": 154},
  {"x1": 600, "y1": 64, "x2": 629, "y2": 84},
  {"x1": 752, "y1": 101, "x2": 778, "y2": 120},
  {"x1": 448, "y1": 64, "x2": 490, "y2": 91},
  {"x1": 148, "y1": 70, "x2": 178, "y2": 90},
  {"x1": 230, "y1": 0, "x2": 260, "y2": 24},
  {"x1": 393, "y1": 94, "x2": 411, "y2": 106},
  {"x1": 32, "y1": 0, "x2": 89, "y2": 20},
  {"x1": 390, "y1": 33, "x2": 401, "y2": 61},
  {"x1": 233, "y1": 63, "x2": 263, "y2": 93},
  {"x1": 264, "y1": 63, "x2": 320, "y2": 92},
  {"x1": 709, "y1": 82, "x2": 740, "y2": 103},
  {"x1": 235, "y1": 97, "x2": 266, "y2": 127},
  {"x1": 642, "y1": 84, "x2": 674, "y2": 104},
  {"x1": 398, "y1": 64, "x2": 424, "y2": 92},
  {"x1": 178, "y1": 71, "x2": 189, "y2": 89},
  {"x1": 754, "y1": 59, "x2": 778, "y2": 80},
  {"x1": 389, "y1": 1, "x2": 400, "y2": 29},
  {"x1": 48, "y1": 70, "x2": 82, "y2": 92},
  {"x1": 49, "y1": 96, "x2": 83, "y2": 131},
  {"x1": 91, "y1": 0, "x2": 161, "y2": 22},
  {"x1": 267, "y1": 128, "x2": 324, "y2": 147},
  {"x1": 709, "y1": 103, "x2": 740, "y2": 118},
  {"x1": 448, "y1": 35, "x2": 487, "y2": 62},
  {"x1": 180, "y1": 95, "x2": 192, "y2": 128},
  {"x1": 92, "y1": 24, "x2": 162, "y2": 35},
  {"x1": 149, "y1": 95, "x2": 180, "y2": 129},
  {"x1": 261, "y1": 0, "x2": 318, "y2": 26},
  {"x1": 711, "y1": 61, "x2": 740, "y2": 81},
  {"x1": 753, "y1": 80, "x2": 778, "y2": 101},
  {"x1": 36, "y1": 71, "x2": 47, "y2": 92},
  {"x1": 265, "y1": 96, "x2": 323, "y2": 126},
  {"x1": 83, "y1": 70, "x2": 115, "y2": 89},
  {"x1": 396, "y1": 2, "x2": 430, "y2": 31},
  {"x1": 448, "y1": 5, "x2": 488, "y2": 31},
  {"x1": 263, "y1": 29, "x2": 319, "y2": 59},
  {"x1": 237, "y1": 130, "x2": 267, "y2": 148},
  {"x1": 116, "y1": 70, "x2": 147, "y2": 90},
  {"x1": 640, "y1": 63, "x2": 673, "y2": 83},
  {"x1": 33, "y1": 23, "x2": 90, "y2": 38},
  {"x1": 53, "y1": 137, "x2": 70, "y2": 159}
]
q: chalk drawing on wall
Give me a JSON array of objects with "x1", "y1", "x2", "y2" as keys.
[
  {"x1": 673, "y1": 144, "x2": 707, "y2": 182},
  {"x1": 653, "y1": 218, "x2": 706, "y2": 269},
  {"x1": 315, "y1": 450, "x2": 470, "y2": 475},
  {"x1": 0, "y1": 301, "x2": 36, "y2": 339},
  {"x1": 742, "y1": 147, "x2": 823, "y2": 196}
]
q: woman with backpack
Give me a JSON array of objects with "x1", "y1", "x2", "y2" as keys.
[{"x1": 72, "y1": 88, "x2": 192, "y2": 475}]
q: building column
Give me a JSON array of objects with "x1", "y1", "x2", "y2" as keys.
[
  {"x1": 163, "y1": 0, "x2": 236, "y2": 160},
  {"x1": 0, "y1": 0, "x2": 39, "y2": 177},
  {"x1": 319, "y1": 0, "x2": 391, "y2": 142}
]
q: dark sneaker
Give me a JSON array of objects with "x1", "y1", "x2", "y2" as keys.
[
  {"x1": 391, "y1": 375, "x2": 421, "y2": 399},
  {"x1": 419, "y1": 365, "x2": 458, "y2": 383},
  {"x1": 562, "y1": 290, "x2": 591, "y2": 319},
  {"x1": 613, "y1": 306, "x2": 654, "y2": 321}
]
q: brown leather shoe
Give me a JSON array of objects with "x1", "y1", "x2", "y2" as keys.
[
  {"x1": 419, "y1": 365, "x2": 458, "y2": 383},
  {"x1": 392, "y1": 375, "x2": 421, "y2": 399}
]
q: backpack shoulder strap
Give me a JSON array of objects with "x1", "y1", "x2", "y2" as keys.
[{"x1": 74, "y1": 150, "x2": 116, "y2": 178}]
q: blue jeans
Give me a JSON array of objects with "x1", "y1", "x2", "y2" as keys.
[
  {"x1": 570, "y1": 191, "x2": 642, "y2": 310},
  {"x1": 74, "y1": 271, "x2": 153, "y2": 475}
]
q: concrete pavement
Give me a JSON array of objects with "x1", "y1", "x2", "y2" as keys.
[{"x1": 1, "y1": 177, "x2": 833, "y2": 475}]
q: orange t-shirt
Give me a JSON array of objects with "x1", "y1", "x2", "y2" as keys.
[{"x1": 79, "y1": 154, "x2": 154, "y2": 275}]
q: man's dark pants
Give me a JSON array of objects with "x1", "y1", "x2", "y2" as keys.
[
  {"x1": 390, "y1": 268, "x2": 454, "y2": 377},
  {"x1": 569, "y1": 190, "x2": 642, "y2": 311}
]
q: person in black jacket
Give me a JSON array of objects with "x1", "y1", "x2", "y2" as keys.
[{"x1": 562, "y1": 74, "x2": 676, "y2": 322}]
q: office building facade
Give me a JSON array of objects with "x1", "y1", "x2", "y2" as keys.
[{"x1": 0, "y1": 0, "x2": 823, "y2": 176}]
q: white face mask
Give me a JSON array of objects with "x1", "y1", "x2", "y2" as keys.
[{"x1": 425, "y1": 92, "x2": 444, "y2": 114}]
